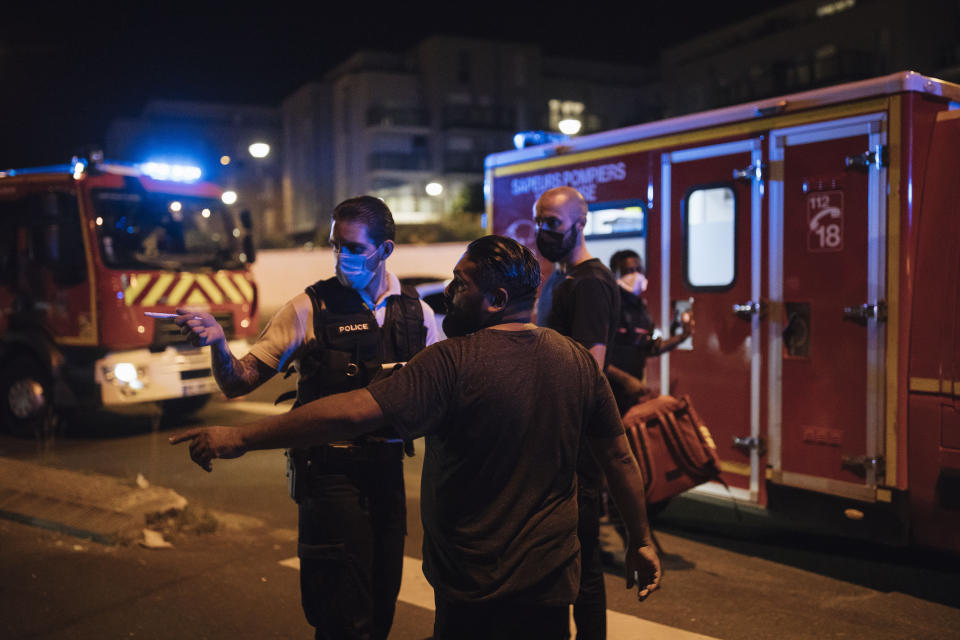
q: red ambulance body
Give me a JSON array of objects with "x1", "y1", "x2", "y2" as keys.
[{"x1": 485, "y1": 71, "x2": 960, "y2": 553}]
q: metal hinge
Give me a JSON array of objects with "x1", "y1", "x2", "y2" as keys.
[
  {"x1": 842, "y1": 455, "x2": 885, "y2": 478},
  {"x1": 844, "y1": 145, "x2": 888, "y2": 170}
]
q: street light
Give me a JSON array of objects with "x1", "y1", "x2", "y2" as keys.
[
  {"x1": 248, "y1": 142, "x2": 270, "y2": 159},
  {"x1": 425, "y1": 182, "x2": 443, "y2": 197},
  {"x1": 558, "y1": 118, "x2": 582, "y2": 135},
  {"x1": 221, "y1": 190, "x2": 238, "y2": 205}
]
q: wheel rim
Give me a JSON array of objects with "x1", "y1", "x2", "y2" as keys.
[{"x1": 9, "y1": 378, "x2": 46, "y2": 419}]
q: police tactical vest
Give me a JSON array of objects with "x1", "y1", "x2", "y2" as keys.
[{"x1": 294, "y1": 277, "x2": 426, "y2": 408}]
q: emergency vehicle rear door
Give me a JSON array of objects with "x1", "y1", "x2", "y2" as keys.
[
  {"x1": 660, "y1": 138, "x2": 764, "y2": 503},
  {"x1": 767, "y1": 113, "x2": 887, "y2": 500}
]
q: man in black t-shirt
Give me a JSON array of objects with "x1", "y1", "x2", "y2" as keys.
[
  {"x1": 534, "y1": 186, "x2": 622, "y2": 640},
  {"x1": 170, "y1": 236, "x2": 661, "y2": 640}
]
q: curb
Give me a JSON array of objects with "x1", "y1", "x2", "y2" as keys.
[{"x1": 0, "y1": 457, "x2": 187, "y2": 545}]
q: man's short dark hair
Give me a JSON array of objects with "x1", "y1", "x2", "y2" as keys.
[
  {"x1": 465, "y1": 235, "x2": 541, "y2": 302},
  {"x1": 610, "y1": 249, "x2": 641, "y2": 275},
  {"x1": 332, "y1": 196, "x2": 396, "y2": 246}
]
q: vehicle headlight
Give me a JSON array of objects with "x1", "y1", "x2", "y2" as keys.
[{"x1": 106, "y1": 363, "x2": 146, "y2": 392}]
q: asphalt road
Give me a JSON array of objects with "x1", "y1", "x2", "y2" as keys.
[{"x1": 2, "y1": 384, "x2": 960, "y2": 639}]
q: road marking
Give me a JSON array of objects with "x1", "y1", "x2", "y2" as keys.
[
  {"x1": 225, "y1": 401, "x2": 291, "y2": 415},
  {"x1": 278, "y1": 555, "x2": 719, "y2": 639}
]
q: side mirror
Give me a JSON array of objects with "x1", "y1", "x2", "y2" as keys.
[{"x1": 239, "y1": 209, "x2": 256, "y2": 264}]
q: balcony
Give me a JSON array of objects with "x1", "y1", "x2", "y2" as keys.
[
  {"x1": 368, "y1": 151, "x2": 431, "y2": 172},
  {"x1": 366, "y1": 107, "x2": 430, "y2": 128},
  {"x1": 442, "y1": 105, "x2": 516, "y2": 130}
]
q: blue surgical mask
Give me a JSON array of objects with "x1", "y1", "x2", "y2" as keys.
[{"x1": 335, "y1": 246, "x2": 382, "y2": 290}]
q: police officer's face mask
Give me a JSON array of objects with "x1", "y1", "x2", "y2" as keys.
[
  {"x1": 335, "y1": 245, "x2": 382, "y2": 291},
  {"x1": 536, "y1": 224, "x2": 578, "y2": 262}
]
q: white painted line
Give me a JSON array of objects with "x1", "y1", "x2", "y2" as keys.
[
  {"x1": 398, "y1": 555, "x2": 435, "y2": 610},
  {"x1": 606, "y1": 608, "x2": 720, "y2": 640},
  {"x1": 279, "y1": 555, "x2": 720, "y2": 640}
]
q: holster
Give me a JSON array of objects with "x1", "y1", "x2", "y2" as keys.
[{"x1": 286, "y1": 447, "x2": 310, "y2": 503}]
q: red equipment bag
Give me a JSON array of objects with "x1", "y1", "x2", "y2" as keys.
[{"x1": 621, "y1": 394, "x2": 722, "y2": 505}]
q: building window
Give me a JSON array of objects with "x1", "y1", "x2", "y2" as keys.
[
  {"x1": 548, "y1": 100, "x2": 585, "y2": 132},
  {"x1": 458, "y1": 52, "x2": 472, "y2": 84},
  {"x1": 684, "y1": 185, "x2": 736, "y2": 290},
  {"x1": 816, "y1": 0, "x2": 855, "y2": 18}
]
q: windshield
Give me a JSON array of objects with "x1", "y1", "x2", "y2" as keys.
[{"x1": 92, "y1": 189, "x2": 246, "y2": 270}]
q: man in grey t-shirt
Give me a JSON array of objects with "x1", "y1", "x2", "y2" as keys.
[{"x1": 171, "y1": 236, "x2": 661, "y2": 640}]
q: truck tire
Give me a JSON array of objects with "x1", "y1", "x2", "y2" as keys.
[
  {"x1": 161, "y1": 394, "x2": 212, "y2": 419},
  {"x1": 1, "y1": 354, "x2": 56, "y2": 439}
]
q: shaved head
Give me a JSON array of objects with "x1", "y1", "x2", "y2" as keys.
[{"x1": 535, "y1": 187, "x2": 588, "y2": 224}]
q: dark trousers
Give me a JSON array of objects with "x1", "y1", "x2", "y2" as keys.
[
  {"x1": 433, "y1": 593, "x2": 569, "y2": 640},
  {"x1": 297, "y1": 451, "x2": 405, "y2": 640},
  {"x1": 573, "y1": 485, "x2": 606, "y2": 640}
]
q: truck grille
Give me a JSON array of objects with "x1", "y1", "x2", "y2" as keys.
[{"x1": 150, "y1": 312, "x2": 235, "y2": 350}]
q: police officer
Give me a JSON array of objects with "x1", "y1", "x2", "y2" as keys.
[{"x1": 176, "y1": 195, "x2": 438, "y2": 640}]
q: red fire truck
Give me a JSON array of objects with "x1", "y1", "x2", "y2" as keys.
[
  {"x1": 0, "y1": 157, "x2": 258, "y2": 437},
  {"x1": 485, "y1": 71, "x2": 960, "y2": 553}
]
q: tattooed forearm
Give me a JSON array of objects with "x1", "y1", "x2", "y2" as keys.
[{"x1": 211, "y1": 343, "x2": 274, "y2": 398}]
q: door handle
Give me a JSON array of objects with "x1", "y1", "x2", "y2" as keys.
[
  {"x1": 842, "y1": 301, "x2": 887, "y2": 325},
  {"x1": 733, "y1": 435, "x2": 766, "y2": 456}
]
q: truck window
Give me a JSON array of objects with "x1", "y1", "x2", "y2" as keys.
[
  {"x1": 585, "y1": 200, "x2": 645, "y2": 240},
  {"x1": 36, "y1": 192, "x2": 86, "y2": 284},
  {"x1": 92, "y1": 190, "x2": 244, "y2": 271},
  {"x1": 684, "y1": 185, "x2": 736, "y2": 290},
  {"x1": 0, "y1": 198, "x2": 19, "y2": 283}
]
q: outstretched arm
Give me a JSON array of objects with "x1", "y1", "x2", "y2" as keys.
[
  {"x1": 589, "y1": 433, "x2": 662, "y2": 600},
  {"x1": 169, "y1": 388, "x2": 385, "y2": 471}
]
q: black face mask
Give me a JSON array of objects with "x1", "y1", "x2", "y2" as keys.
[
  {"x1": 442, "y1": 294, "x2": 504, "y2": 338},
  {"x1": 536, "y1": 226, "x2": 577, "y2": 262}
]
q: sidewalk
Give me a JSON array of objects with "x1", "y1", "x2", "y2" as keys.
[{"x1": 0, "y1": 456, "x2": 188, "y2": 545}]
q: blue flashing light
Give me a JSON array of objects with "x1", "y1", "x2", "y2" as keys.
[
  {"x1": 139, "y1": 161, "x2": 202, "y2": 183},
  {"x1": 512, "y1": 131, "x2": 569, "y2": 150},
  {"x1": 116, "y1": 291, "x2": 124, "y2": 300}
]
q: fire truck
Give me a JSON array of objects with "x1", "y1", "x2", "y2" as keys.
[
  {"x1": 485, "y1": 71, "x2": 960, "y2": 553},
  {"x1": 0, "y1": 157, "x2": 258, "y2": 437}
]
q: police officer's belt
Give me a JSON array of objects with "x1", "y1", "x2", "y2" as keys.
[{"x1": 306, "y1": 441, "x2": 403, "y2": 465}]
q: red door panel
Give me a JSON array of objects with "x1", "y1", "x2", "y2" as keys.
[
  {"x1": 780, "y1": 135, "x2": 871, "y2": 485},
  {"x1": 668, "y1": 149, "x2": 754, "y2": 492}
]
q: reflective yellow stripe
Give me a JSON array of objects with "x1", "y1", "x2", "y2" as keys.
[
  {"x1": 719, "y1": 460, "x2": 751, "y2": 476},
  {"x1": 195, "y1": 274, "x2": 224, "y2": 304},
  {"x1": 185, "y1": 289, "x2": 208, "y2": 305},
  {"x1": 232, "y1": 273, "x2": 254, "y2": 302},
  {"x1": 140, "y1": 273, "x2": 175, "y2": 307},
  {"x1": 215, "y1": 272, "x2": 245, "y2": 303},
  {"x1": 123, "y1": 274, "x2": 152, "y2": 307},
  {"x1": 885, "y1": 95, "x2": 901, "y2": 488},
  {"x1": 165, "y1": 273, "x2": 195, "y2": 306},
  {"x1": 908, "y1": 377, "x2": 960, "y2": 395}
]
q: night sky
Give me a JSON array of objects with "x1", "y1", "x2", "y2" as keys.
[{"x1": 2, "y1": 1, "x2": 790, "y2": 167}]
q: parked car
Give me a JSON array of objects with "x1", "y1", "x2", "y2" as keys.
[{"x1": 401, "y1": 276, "x2": 449, "y2": 341}]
